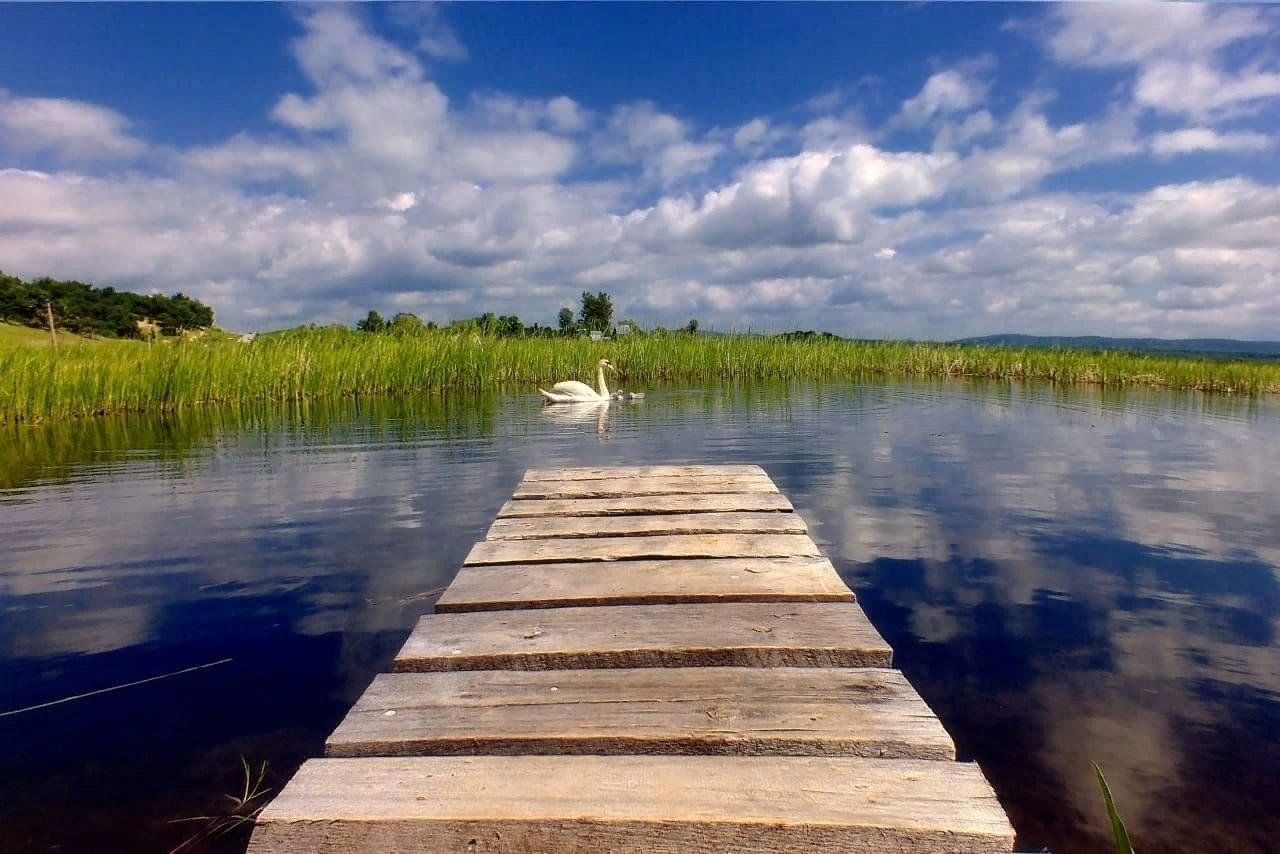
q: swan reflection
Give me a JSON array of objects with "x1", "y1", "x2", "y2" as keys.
[{"x1": 539, "y1": 399, "x2": 611, "y2": 436}]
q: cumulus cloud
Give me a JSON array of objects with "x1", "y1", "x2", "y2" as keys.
[
  {"x1": 1046, "y1": 4, "x2": 1280, "y2": 118},
  {"x1": 953, "y1": 100, "x2": 1141, "y2": 199},
  {"x1": 0, "y1": 5, "x2": 1279, "y2": 339},
  {"x1": 0, "y1": 93, "x2": 146, "y2": 162},
  {"x1": 593, "y1": 101, "x2": 724, "y2": 185},
  {"x1": 627, "y1": 144, "x2": 955, "y2": 250}
]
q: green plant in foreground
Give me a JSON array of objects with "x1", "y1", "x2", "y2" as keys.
[
  {"x1": 169, "y1": 757, "x2": 271, "y2": 853},
  {"x1": 1094, "y1": 762, "x2": 1136, "y2": 854}
]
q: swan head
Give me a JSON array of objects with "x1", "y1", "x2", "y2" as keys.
[{"x1": 598, "y1": 358, "x2": 617, "y2": 373}]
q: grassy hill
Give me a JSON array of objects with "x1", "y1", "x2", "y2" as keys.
[
  {"x1": 0, "y1": 321, "x2": 238, "y2": 349},
  {"x1": 0, "y1": 321, "x2": 108, "y2": 347}
]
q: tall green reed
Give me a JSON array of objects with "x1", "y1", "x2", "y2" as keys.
[{"x1": 3, "y1": 325, "x2": 1278, "y2": 423}]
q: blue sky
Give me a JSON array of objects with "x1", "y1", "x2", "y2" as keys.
[{"x1": 1, "y1": 3, "x2": 1278, "y2": 337}]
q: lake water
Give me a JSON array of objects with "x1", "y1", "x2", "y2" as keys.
[{"x1": 2, "y1": 381, "x2": 1279, "y2": 853}]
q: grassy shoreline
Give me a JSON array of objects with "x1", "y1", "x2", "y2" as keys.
[{"x1": 3, "y1": 325, "x2": 1279, "y2": 423}]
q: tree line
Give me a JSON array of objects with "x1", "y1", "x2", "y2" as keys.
[
  {"x1": 0, "y1": 271, "x2": 214, "y2": 338},
  {"x1": 356, "y1": 291, "x2": 701, "y2": 338}
]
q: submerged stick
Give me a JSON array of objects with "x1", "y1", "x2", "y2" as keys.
[{"x1": 0, "y1": 657, "x2": 233, "y2": 718}]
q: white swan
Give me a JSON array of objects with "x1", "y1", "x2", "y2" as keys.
[{"x1": 539, "y1": 358, "x2": 617, "y2": 403}]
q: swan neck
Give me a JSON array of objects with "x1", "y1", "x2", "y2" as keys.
[{"x1": 597, "y1": 366, "x2": 609, "y2": 398}]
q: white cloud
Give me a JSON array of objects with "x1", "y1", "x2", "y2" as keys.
[
  {"x1": 932, "y1": 110, "x2": 997, "y2": 152},
  {"x1": 0, "y1": 94, "x2": 145, "y2": 162},
  {"x1": 1046, "y1": 4, "x2": 1280, "y2": 118},
  {"x1": 628, "y1": 144, "x2": 955, "y2": 249},
  {"x1": 733, "y1": 118, "x2": 770, "y2": 149},
  {"x1": 1135, "y1": 62, "x2": 1280, "y2": 119},
  {"x1": 291, "y1": 6, "x2": 422, "y2": 88},
  {"x1": 1151, "y1": 128, "x2": 1271, "y2": 158},
  {"x1": 656, "y1": 141, "x2": 723, "y2": 184},
  {"x1": 603, "y1": 101, "x2": 686, "y2": 154},
  {"x1": 592, "y1": 101, "x2": 724, "y2": 186},
  {"x1": 397, "y1": 2, "x2": 469, "y2": 61},
  {"x1": 1117, "y1": 178, "x2": 1280, "y2": 251},
  {"x1": 898, "y1": 69, "x2": 988, "y2": 127},
  {"x1": 954, "y1": 101, "x2": 1140, "y2": 199},
  {"x1": 546, "y1": 96, "x2": 589, "y2": 133},
  {"x1": 1, "y1": 5, "x2": 1279, "y2": 340},
  {"x1": 381, "y1": 192, "x2": 418, "y2": 212},
  {"x1": 1047, "y1": 4, "x2": 1266, "y2": 68}
]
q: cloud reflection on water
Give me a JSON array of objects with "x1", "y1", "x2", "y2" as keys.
[{"x1": 1, "y1": 381, "x2": 1278, "y2": 852}]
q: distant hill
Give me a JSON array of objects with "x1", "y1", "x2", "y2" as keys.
[{"x1": 956, "y1": 334, "x2": 1280, "y2": 360}]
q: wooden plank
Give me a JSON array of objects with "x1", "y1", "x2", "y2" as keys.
[
  {"x1": 465, "y1": 533, "x2": 819, "y2": 565},
  {"x1": 486, "y1": 511, "x2": 807, "y2": 541},
  {"x1": 394, "y1": 602, "x2": 892, "y2": 671},
  {"x1": 436, "y1": 558, "x2": 853, "y2": 611},
  {"x1": 513, "y1": 475, "x2": 777, "y2": 500},
  {"x1": 522, "y1": 464, "x2": 766, "y2": 482},
  {"x1": 248, "y1": 756, "x2": 1015, "y2": 853},
  {"x1": 498, "y1": 492, "x2": 794, "y2": 518},
  {"x1": 326, "y1": 668, "x2": 955, "y2": 760}
]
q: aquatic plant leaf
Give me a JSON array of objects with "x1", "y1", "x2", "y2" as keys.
[{"x1": 1094, "y1": 763, "x2": 1135, "y2": 854}]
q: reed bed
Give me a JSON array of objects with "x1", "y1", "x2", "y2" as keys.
[{"x1": 3, "y1": 325, "x2": 1278, "y2": 422}]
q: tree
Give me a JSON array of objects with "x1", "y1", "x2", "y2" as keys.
[
  {"x1": 685, "y1": 319, "x2": 699, "y2": 335},
  {"x1": 389, "y1": 312, "x2": 425, "y2": 334},
  {"x1": 356, "y1": 310, "x2": 385, "y2": 333},
  {"x1": 578, "y1": 291, "x2": 613, "y2": 332},
  {"x1": 557, "y1": 307, "x2": 575, "y2": 335},
  {"x1": 496, "y1": 315, "x2": 523, "y2": 337},
  {"x1": 0, "y1": 271, "x2": 213, "y2": 338}
]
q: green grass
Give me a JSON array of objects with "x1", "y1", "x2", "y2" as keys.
[
  {"x1": 0, "y1": 321, "x2": 102, "y2": 347},
  {"x1": 2, "y1": 324, "x2": 1278, "y2": 423}
]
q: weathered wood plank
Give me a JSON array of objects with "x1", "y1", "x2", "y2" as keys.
[
  {"x1": 248, "y1": 756, "x2": 1015, "y2": 853},
  {"x1": 436, "y1": 558, "x2": 853, "y2": 611},
  {"x1": 486, "y1": 511, "x2": 807, "y2": 541},
  {"x1": 522, "y1": 464, "x2": 767, "y2": 481},
  {"x1": 513, "y1": 475, "x2": 777, "y2": 500},
  {"x1": 394, "y1": 602, "x2": 892, "y2": 671},
  {"x1": 465, "y1": 533, "x2": 819, "y2": 565},
  {"x1": 498, "y1": 492, "x2": 794, "y2": 518},
  {"x1": 326, "y1": 668, "x2": 954, "y2": 760}
]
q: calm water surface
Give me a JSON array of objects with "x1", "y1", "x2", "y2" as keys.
[{"x1": 2, "y1": 381, "x2": 1278, "y2": 853}]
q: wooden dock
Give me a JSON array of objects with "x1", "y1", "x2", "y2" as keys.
[{"x1": 249, "y1": 464, "x2": 1015, "y2": 852}]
